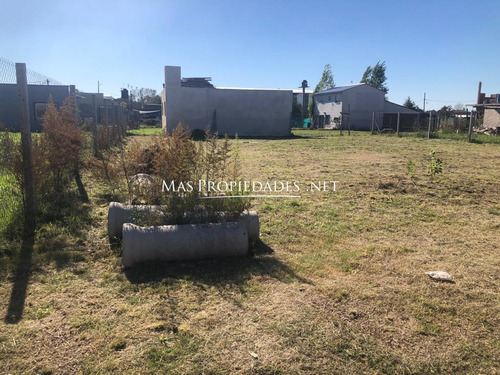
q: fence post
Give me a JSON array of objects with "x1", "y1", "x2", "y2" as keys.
[
  {"x1": 92, "y1": 94, "x2": 99, "y2": 157},
  {"x1": 16, "y1": 63, "x2": 36, "y2": 238},
  {"x1": 371, "y1": 112, "x2": 375, "y2": 134},
  {"x1": 468, "y1": 110, "x2": 474, "y2": 142},
  {"x1": 396, "y1": 112, "x2": 400, "y2": 137},
  {"x1": 104, "y1": 98, "x2": 109, "y2": 126},
  {"x1": 427, "y1": 112, "x2": 432, "y2": 139},
  {"x1": 69, "y1": 85, "x2": 78, "y2": 125},
  {"x1": 347, "y1": 104, "x2": 351, "y2": 136}
]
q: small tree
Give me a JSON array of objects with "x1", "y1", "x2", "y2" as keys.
[
  {"x1": 314, "y1": 64, "x2": 335, "y2": 93},
  {"x1": 130, "y1": 87, "x2": 161, "y2": 107},
  {"x1": 309, "y1": 64, "x2": 336, "y2": 122},
  {"x1": 437, "y1": 105, "x2": 453, "y2": 120},
  {"x1": 37, "y1": 97, "x2": 84, "y2": 195},
  {"x1": 360, "y1": 61, "x2": 388, "y2": 95},
  {"x1": 403, "y1": 96, "x2": 420, "y2": 111}
]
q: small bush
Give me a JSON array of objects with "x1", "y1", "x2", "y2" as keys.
[
  {"x1": 34, "y1": 97, "x2": 84, "y2": 197},
  {"x1": 428, "y1": 150, "x2": 443, "y2": 177},
  {"x1": 0, "y1": 97, "x2": 86, "y2": 237}
]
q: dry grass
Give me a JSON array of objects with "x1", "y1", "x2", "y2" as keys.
[{"x1": 1, "y1": 130, "x2": 499, "y2": 374}]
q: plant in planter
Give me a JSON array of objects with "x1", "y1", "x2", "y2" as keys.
[{"x1": 109, "y1": 123, "x2": 255, "y2": 267}]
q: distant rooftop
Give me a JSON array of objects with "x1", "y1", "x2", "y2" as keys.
[
  {"x1": 315, "y1": 83, "x2": 366, "y2": 95},
  {"x1": 215, "y1": 87, "x2": 292, "y2": 92},
  {"x1": 181, "y1": 77, "x2": 214, "y2": 88}
]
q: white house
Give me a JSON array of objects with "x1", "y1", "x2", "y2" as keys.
[{"x1": 313, "y1": 83, "x2": 419, "y2": 130}]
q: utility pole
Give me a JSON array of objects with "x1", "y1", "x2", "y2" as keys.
[
  {"x1": 423, "y1": 92, "x2": 426, "y2": 112},
  {"x1": 16, "y1": 63, "x2": 36, "y2": 238}
]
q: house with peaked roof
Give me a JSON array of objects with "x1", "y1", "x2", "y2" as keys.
[{"x1": 312, "y1": 83, "x2": 419, "y2": 130}]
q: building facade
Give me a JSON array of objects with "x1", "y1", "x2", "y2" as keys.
[
  {"x1": 0, "y1": 84, "x2": 71, "y2": 131},
  {"x1": 162, "y1": 66, "x2": 293, "y2": 137},
  {"x1": 313, "y1": 83, "x2": 419, "y2": 130}
]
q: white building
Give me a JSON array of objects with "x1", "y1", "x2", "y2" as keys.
[{"x1": 313, "y1": 83, "x2": 419, "y2": 130}]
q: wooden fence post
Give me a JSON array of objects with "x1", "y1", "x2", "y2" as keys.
[
  {"x1": 396, "y1": 112, "x2": 400, "y2": 137},
  {"x1": 371, "y1": 112, "x2": 375, "y2": 134},
  {"x1": 347, "y1": 104, "x2": 351, "y2": 136},
  {"x1": 468, "y1": 110, "x2": 474, "y2": 142},
  {"x1": 16, "y1": 63, "x2": 36, "y2": 238},
  {"x1": 92, "y1": 94, "x2": 99, "y2": 157},
  {"x1": 427, "y1": 112, "x2": 432, "y2": 139}
]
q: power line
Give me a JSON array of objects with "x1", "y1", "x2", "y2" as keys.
[
  {"x1": 419, "y1": 98, "x2": 475, "y2": 103},
  {"x1": 425, "y1": 99, "x2": 475, "y2": 103}
]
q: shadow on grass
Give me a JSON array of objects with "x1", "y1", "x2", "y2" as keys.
[
  {"x1": 4, "y1": 235, "x2": 33, "y2": 324},
  {"x1": 35, "y1": 194, "x2": 94, "y2": 271},
  {"x1": 124, "y1": 239, "x2": 311, "y2": 289},
  {"x1": 3, "y1": 191, "x2": 94, "y2": 323}
]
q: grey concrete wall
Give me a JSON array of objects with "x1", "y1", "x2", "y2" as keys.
[
  {"x1": 0, "y1": 84, "x2": 70, "y2": 131},
  {"x1": 163, "y1": 66, "x2": 292, "y2": 137},
  {"x1": 484, "y1": 107, "x2": 500, "y2": 128},
  {"x1": 345, "y1": 85, "x2": 384, "y2": 130}
]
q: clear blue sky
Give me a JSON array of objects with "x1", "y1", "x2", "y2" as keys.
[{"x1": 2, "y1": 0, "x2": 499, "y2": 110}]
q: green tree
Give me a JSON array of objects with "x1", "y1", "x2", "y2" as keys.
[
  {"x1": 403, "y1": 96, "x2": 420, "y2": 111},
  {"x1": 309, "y1": 64, "x2": 335, "y2": 119},
  {"x1": 130, "y1": 87, "x2": 161, "y2": 106},
  {"x1": 360, "y1": 61, "x2": 388, "y2": 94},
  {"x1": 314, "y1": 64, "x2": 335, "y2": 93},
  {"x1": 438, "y1": 105, "x2": 453, "y2": 120}
]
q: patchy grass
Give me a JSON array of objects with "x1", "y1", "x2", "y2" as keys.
[
  {"x1": 403, "y1": 130, "x2": 500, "y2": 144},
  {"x1": 127, "y1": 124, "x2": 163, "y2": 136},
  {"x1": 0, "y1": 171, "x2": 21, "y2": 237},
  {"x1": 0, "y1": 130, "x2": 499, "y2": 374}
]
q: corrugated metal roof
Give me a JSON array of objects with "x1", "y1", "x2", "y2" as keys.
[{"x1": 315, "y1": 83, "x2": 365, "y2": 95}]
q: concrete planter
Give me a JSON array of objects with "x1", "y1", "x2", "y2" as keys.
[
  {"x1": 107, "y1": 202, "x2": 259, "y2": 241},
  {"x1": 122, "y1": 221, "x2": 248, "y2": 267}
]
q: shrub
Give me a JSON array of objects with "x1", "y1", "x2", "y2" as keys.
[
  {"x1": 0, "y1": 96, "x2": 86, "y2": 237},
  {"x1": 90, "y1": 122, "x2": 250, "y2": 223},
  {"x1": 428, "y1": 150, "x2": 443, "y2": 177},
  {"x1": 34, "y1": 97, "x2": 84, "y2": 197}
]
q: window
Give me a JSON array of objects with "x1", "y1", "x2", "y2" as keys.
[
  {"x1": 319, "y1": 115, "x2": 325, "y2": 128},
  {"x1": 35, "y1": 103, "x2": 48, "y2": 120}
]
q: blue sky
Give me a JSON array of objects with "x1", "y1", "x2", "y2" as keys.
[{"x1": 1, "y1": 0, "x2": 499, "y2": 110}]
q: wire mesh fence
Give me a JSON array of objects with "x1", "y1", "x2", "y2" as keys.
[{"x1": 0, "y1": 57, "x2": 63, "y2": 85}]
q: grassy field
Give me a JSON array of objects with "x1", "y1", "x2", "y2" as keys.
[
  {"x1": 1, "y1": 130, "x2": 499, "y2": 374},
  {"x1": 127, "y1": 124, "x2": 163, "y2": 136}
]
